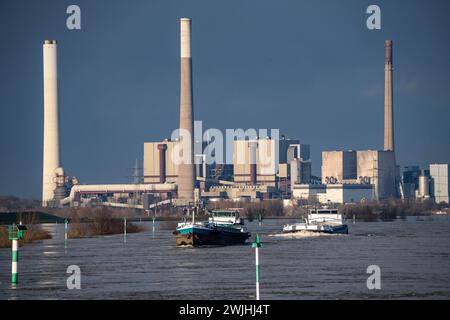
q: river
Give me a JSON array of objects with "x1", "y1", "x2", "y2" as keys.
[{"x1": 0, "y1": 216, "x2": 449, "y2": 299}]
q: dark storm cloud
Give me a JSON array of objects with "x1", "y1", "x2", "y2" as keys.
[{"x1": 0, "y1": 0, "x2": 449, "y2": 198}]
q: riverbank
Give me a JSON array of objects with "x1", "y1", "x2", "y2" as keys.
[
  {"x1": 1, "y1": 198, "x2": 447, "y2": 228},
  {"x1": 0, "y1": 224, "x2": 51, "y2": 248},
  {"x1": 67, "y1": 207, "x2": 146, "y2": 239}
]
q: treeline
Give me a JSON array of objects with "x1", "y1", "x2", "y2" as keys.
[
  {"x1": 340, "y1": 199, "x2": 440, "y2": 222},
  {"x1": 206, "y1": 200, "x2": 285, "y2": 220},
  {"x1": 0, "y1": 196, "x2": 40, "y2": 212},
  {"x1": 206, "y1": 198, "x2": 443, "y2": 222},
  {"x1": 1, "y1": 195, "x2": 444, "y2": 225}
]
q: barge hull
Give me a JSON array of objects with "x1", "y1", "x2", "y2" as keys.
[{"x1": 175, "y1": 230, "x2": 250, "y2": 246}]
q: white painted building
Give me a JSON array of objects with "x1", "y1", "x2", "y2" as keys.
[
  {"x1": 292, "y1": 184, "x2": 327, "y2": 202},
  {"x1": 325, "y1": 184, "x2": 373, "y2": 203},
  {"x1": 321, "y1": 150, "x2": 397, "y2": 200},
  {"x1": 292, "y1": 183, "x2": 373, "y2": 204}
]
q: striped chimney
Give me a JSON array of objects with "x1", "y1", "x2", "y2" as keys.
[{"x1": 177, "y1": 18, "x2": 195, "y2": 203}]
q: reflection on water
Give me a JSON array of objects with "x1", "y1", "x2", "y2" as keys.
[{"x1": 0, "y1": 216, "x2": 449, "y2": 299}]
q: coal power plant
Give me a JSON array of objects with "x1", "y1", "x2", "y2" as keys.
[
  {"x1": 297, "y1": 40, "x2": 398, "y2": 203},
  {"x1": 43, "y1": 18, "x2": 199, "y2": 209},
  {"x1": 4, "y1": 2, "x2": 450, "y2": 305},
  {"x1": 39, "y1": 22, "x2": 449, "y2": 209}
]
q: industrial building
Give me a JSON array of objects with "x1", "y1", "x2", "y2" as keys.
[
  {"x1": 401, "y1": 166, "x2": 421, "y2": 199},
  {"x1": 287, "y1": 143, "x2": 310, "y2": 164},
  {"x1": 400, "y1": 166, "x2": 431, "y2": 200},
  {"x1": 321, "y1": 151, "x2": 357, "y2": 184},
  {"x1": 291, "y1": 183, "x2": 372, "y2": 204},
  {"x1": 290, "y1": 159, "x2": 312, "y2": 185},
  {"x1": 313, "y1": 40, "x2": 398, "y2": 202},
  {"x1": 233, "y1": 138, "x2": 280, "y2": 186},
  {"x1": 233, "y1": 138, "x2": 310, "y2": 187},
  {"x1": 142, "y1": 136, "x2": 311, "y2": 202},
  {"x1": 143, "y1": 138, "x2": 224, "y2": 199},
  {"x1": 39, "y1": 23, "x2": 422, "y2": 210},
  {"x1": 202, "y1": 185, "x2": 279, "y2": 201},
  {"x1": 143, "y1": 140, "x2": 179, "y2": 184},
  {"x1": 49, "y1": 18, "x2": 197, "y2": 208},
  {"x1": 430, "y1": 164, "x2": 449, "y2": 204},
  {"x1": 417, "y1": 172, "x2": 431, "y2": 200},
  {"x1": 320, "y1": 149, "x2": 396, "y2": 200},
  {"x1": 356, "y1": 150, "x2": 397, "y2": 200}
]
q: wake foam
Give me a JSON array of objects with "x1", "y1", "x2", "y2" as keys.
[{"x1": 268, "y1": 231, "x2": 336, "y2": 238}]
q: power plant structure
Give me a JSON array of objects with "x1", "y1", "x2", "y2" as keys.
[
  {"x1": 42, "y1": 40, "x2": 61, "y2": 206},
  {"x1": 430, "y1": 164, "x2": 449, "y2": 204},
  {"x1": 384, "y1": 40, "x2": 395, "y2": 152},
  {"x1": 176, "y1": 18, "x2": 196, "y2": 205},
  {"x1": 400, "y1": 164, "x2": 449, "y2": 204},
  {"x1": 232, "y1": 138, "x2": 311, "y2": 190},
  {"x1": 42, "y1": 23, "x2": 443, "y2": 209},
  {"x1": 292, "y1": 40, "x2": 399, "y2": 203},
  {"x1": 48, "y1": 18, "x2": 201, "y2": 208}
]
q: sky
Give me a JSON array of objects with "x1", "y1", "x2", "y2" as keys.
[{"x1": 0, "y1": 0, "x2": 449, "y2": 199}]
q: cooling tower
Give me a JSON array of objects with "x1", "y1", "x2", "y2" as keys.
[
  {"x1": 177, "y1": 18, "x2": 195, "y2": 203},
  {"x1": 384, "y1": 40, "x2": 394, "y2": 151},
  {"x1": 42, "y1": 40, "x2": 60, "y2": 206}
]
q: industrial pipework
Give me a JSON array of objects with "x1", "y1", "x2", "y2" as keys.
[{"x1": 60, "y1": 183, "x2": 177, "y2": 205}]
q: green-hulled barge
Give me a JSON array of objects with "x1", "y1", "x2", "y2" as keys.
[{"x1": 174, "y1": 209, "x2": 251, "y2": 246}]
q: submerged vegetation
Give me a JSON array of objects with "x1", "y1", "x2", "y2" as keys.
[
  {"x1": 67, "y1": 207, "x2": 145, "y2": 239},
  {"x1": 0, "y1": 213, "x2": 52, "y2": 248}
]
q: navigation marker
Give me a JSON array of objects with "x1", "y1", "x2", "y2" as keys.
[{"x1": 252, "y1": 233, "x2": 262, "y2": 300}]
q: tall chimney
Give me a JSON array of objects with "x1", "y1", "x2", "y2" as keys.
[
  {"x1": 42, "y1": 40, "x2": 60, "y2": 206},
  {"x1": 249, "y1": 141, "x2": 257, "y2": 185},
  {"x1": 384, "y1": 40, "x2": 394, "y2": 151},
  {"x1": 158, "y1": 144, "x2": 167, "y2": 183},
  {"x1": 177, "y1": 18, "x2": 195, "y2": 203}
]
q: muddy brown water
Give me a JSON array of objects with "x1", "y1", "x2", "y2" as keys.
[{"x1": 0, "y1": 216, "x2": 449, "y2": 299}]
